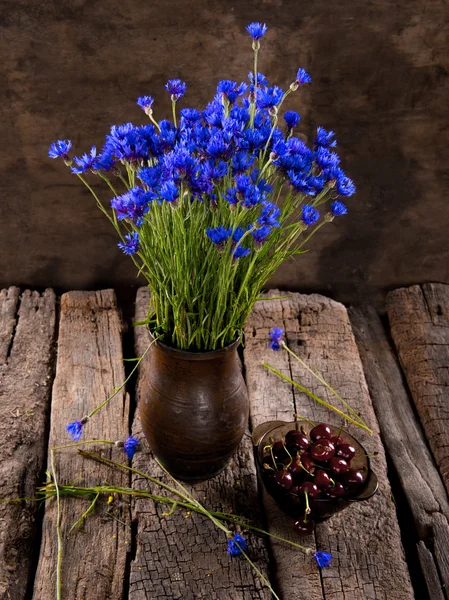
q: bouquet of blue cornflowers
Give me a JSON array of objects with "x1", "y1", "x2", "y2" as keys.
[{"x1": 49, "y1": 22, "x2": 355, "y2": 351}]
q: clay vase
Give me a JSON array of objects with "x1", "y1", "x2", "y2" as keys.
[{"x1": 139, "y1": 337, "x2": 249, "y2": 481}]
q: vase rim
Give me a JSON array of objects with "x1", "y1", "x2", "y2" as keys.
[{"x1": 148, "y1": 329, "x2": 241, "y2": 361}]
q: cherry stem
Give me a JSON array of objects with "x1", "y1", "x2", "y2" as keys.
[
  {"x1": 293, "y1": 413, "x2": 315, "y2": 427},
  {"x1": 303, "y1": 490, "x2": 311, "y2": 522}
]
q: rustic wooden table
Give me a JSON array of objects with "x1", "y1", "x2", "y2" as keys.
[{"x1": 0, "y1": 285, "x2": 448, "y2": 600}]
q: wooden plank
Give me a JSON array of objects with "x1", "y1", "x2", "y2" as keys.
[
  {"x1": 387, "y1": 284, "x2": 449, "y2": 494},
  {"x1": 0, "y1": 288, "x2": 56, "y2": 600},
  {"x1": 244, "y1": 291, "x2": 414, "y2": 600},
  {"x1": 129, "y1": 287, "x2": 271, "y2": 600},
  {"x1": 32, "y1": 290, "x2": 131, "y2": 600},
  {"x1": 416, "y1": 542, "x2": 446, "y2": 600},
  {"x1": 350, "y1": 305, "x2": 449, "y2": 599}
]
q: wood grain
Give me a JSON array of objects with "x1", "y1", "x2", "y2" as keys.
[
  {"x1": 350, "y1": 305, "x2": 449, "y2": 599},
  {"x1": 244, "y1": 291, "x2": 414, "y2": 600},
  {"x1": 0, "y1": 288, "x2": 56, "y2": 600},
  {"x1": 129, "y1": 287, "x2": 271, "y2": 600},
  {"x1": 32, "y1": 290, "x2": 131, "y2": 600},
  {"x1": 387, "y1": 284, "x2": 449, "y2": 494}
]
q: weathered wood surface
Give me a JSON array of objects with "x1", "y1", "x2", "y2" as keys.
[
  {"x1": 350, "y1": 305, "x2": 449, "y2": 599},
  {"x1": 32, "y1": 290, "x2": 131, "y2": 600},
  {"x1": 244, "y1": 291, "x2": 414, "y2": 600},
  {"x1": 0, "y1": 288, "x2": 56, "y2": 600},
  {"x1": 416, "y1": 542, "x2": 446, "y2": 600},
  {"x1": 387, "y1": 284, "x2": 449, "y2": 495},
  {"x1": 129, "y1": 287, "x2": 271, "y2": 600}
]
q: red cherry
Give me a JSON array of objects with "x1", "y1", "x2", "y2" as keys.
[
  {"x1": 314, "y1": 469, "x2": 332, "y2": 489},
  {"x1": 300, "y1": 453, "x2": 316, "y2": 472},
  {"x1": 286, "y1": 431, "x2": 310, "y2": 452},
  {"x1": 330, "y1": 435, "x2": 344, "y2": 446},
  {"x1": 294, "y1": 518, "x2": 314, "y2": 536},
  {"x1": 329, "y1": 457, "x2": 349, "y2": 476},
  {"x1": 293, "y1": 481, "x2": 321, "y2": 498},
  {"x1": 310, "y1": 440, "x2": 335, "y2": 462},
  {"x1": 272, "y1": 440, "x2": 288, "y2": 461},
  {"x1": 336, "y1": 443, "x2": 356, "y2": 461},
  {"x1": 310, "y1": 423, "x2": 332, "y2": 442},
  {"x1": 327, "y1": 482, "x2": 347, "y2": 497},
  {"x1": 342, "y1": 468, "x2": 364, "y2": 488},
  {"x1": 288, "y1": 456, "x2": 304, "y2": 476},
  {"x1": 273, "y1": 470, "x2": 293, "y2": 490}
]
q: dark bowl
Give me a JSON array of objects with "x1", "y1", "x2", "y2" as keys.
[{"x1": 252, "y1": 420, "x2": 379, "y2": 522}]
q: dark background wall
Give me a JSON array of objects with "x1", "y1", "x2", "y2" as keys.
[{"x1": 1, "y1": 0, "x2": 448, "y2": 308}]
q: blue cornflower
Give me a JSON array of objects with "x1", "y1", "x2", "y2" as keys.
[
  {"x1": 227, "y1": 533, "x2": 247, "y2": 556},
  {"x1": 71, "y1": 147, "x2": 97, "y2": 173},
  {"x1": 160, "y1": 181, "x2": 179, "y2": 204},
  {"x1": 123, "y1": 436, "x2": 140, "y2": 459},
  {"x1": 256, "y1": 86, "x2": 284, "y2": 109},
  {"x1": 323, "y1": 166, "x2": 355, "y2": 197},
  {"x1": 232, "y1": 151, "x2": 255, "y2": 175},
  {"x1": 217, "y1": 80, "x2": 248, "y2": 104},
  {"x1": 284, "y1": 111, "x2": 301, "y2": 129},
  {"x1": 246, "y1": 22, "x2": 268, "y2": 40},
  {"x1": 137, "y1": 96, "x2": 154, "y2": 114},
  {"x1": 241, "y1": 184, "x2": 263, "y2": 209},
  {"x1": 233, "y1": 246, "x2": 251, "y2": 260},
  {"x1": 111, "y1": 187, "x2": 153, "y2": 225},
  {"x1": 93, "y1": 150, "x2": 115, "y2": 172},
  {"x1": 248, "y1": 71, "x2": 269, "y2": 88},
  {"x1": 180, "y1": 108, "x2": 202, "y2": 124},
  {"x1": 288, "y1": 172, "x2": 316, "y2": 196},
  {"x1": 331, "y1": 201, "x2": 348, "y2": 216},
  {"x1": 316, "y1": 147, "x2": 340, "y2": 169},
  {"x1": 225, "y1": 187, "x2": 238, "y2": 206},
  {"x1": 118, "y1": 231, "x2": 140, "y2": 255},
  {"x1": 269, "y1": 327, "x2": 284, "y2": 351},
  {"x1": 232, "y1": 227, "x2": 246, "y2": 243},
  {"x1": 230, "y1": 106, "x2": 250, "y2": 125},
  {"x1": 272, "y1": 140, "x2": 288, "y2": 158},
  {"x1": 206, "y1": 226, "x2": 232, "y2": 246},
  {"x1": 138, "y1": 165, "x2": 162, "y2": 188},
  {"x1": 316, "y1": 127, "x2": 337, "y2": 148},
  {"x1": 313, "y1": 551, "x2": 332, "y2": 568},
  {"x1": 251, "y1": 171, "x2": 274, "y2": 194},
  {"x1": 48, "y1": 139, "x2": 72, "y2": 160},
  {"x1": 258, "y1": 203, "x2": 281, "y2": 227},
  {"x1": 337, "y1": 176, "x2": 356, "y2": 197},
  {"x1": 295, "y1": 68, "x2": 312, "y2": 86},
  {"x1": 206, "y1": 132, "x2": 230, "y2": 159},
  {"x1": 203, "y1": 100, "x2": 224, "y2": 127},
  {"x1": 252, "y1": 225, "x2": 272, "y2": 246},
  {"x1": 165, "y1": 79, "x2": 187, "y2": 101},
  {"x1": 287, "y1": 137, "x2": 313, "y2": 157},
  {"x1": 302, "y1": 205, "x2": 320, "y2": 225},
  {"x1": 66, "y1": 420, "x2": 84, "y2": 441},
  {"x1": 235, "y1": 175, "x2": 251, "y2": 194}
]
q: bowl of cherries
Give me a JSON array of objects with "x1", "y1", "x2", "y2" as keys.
[{"x1": 253, "y1": 420, "x2": 378, "y2": 535}]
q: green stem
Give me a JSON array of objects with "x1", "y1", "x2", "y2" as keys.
[
  {"x1": 77, "y1": 452, "x2": 314, "y2": 558},
  {"x1": 53, "y1": 440, "x2": 116, "y2": 451},
  {"x1": 262, "y1": 362, "x2": 373, "y2": 434},
  {"x1": 69, "y1": 492, "x2": 100, "y2": 534},
  {"x1": 282, "y1": 343, "x2": 370, "y2": 431},
  {"x1": 87, "y1": 336, "x2": 159, "y2": 420},
  {"x1": 50, "y1": 449, "x2": 63, "y2": 600},
  {"x1": 172, "y1": 101, "x2": 177, "y2": 127}
]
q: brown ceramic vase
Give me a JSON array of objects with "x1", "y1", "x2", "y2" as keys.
[{"x1": 139, "y1": 336, "x2": 249, "y2": 481}]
